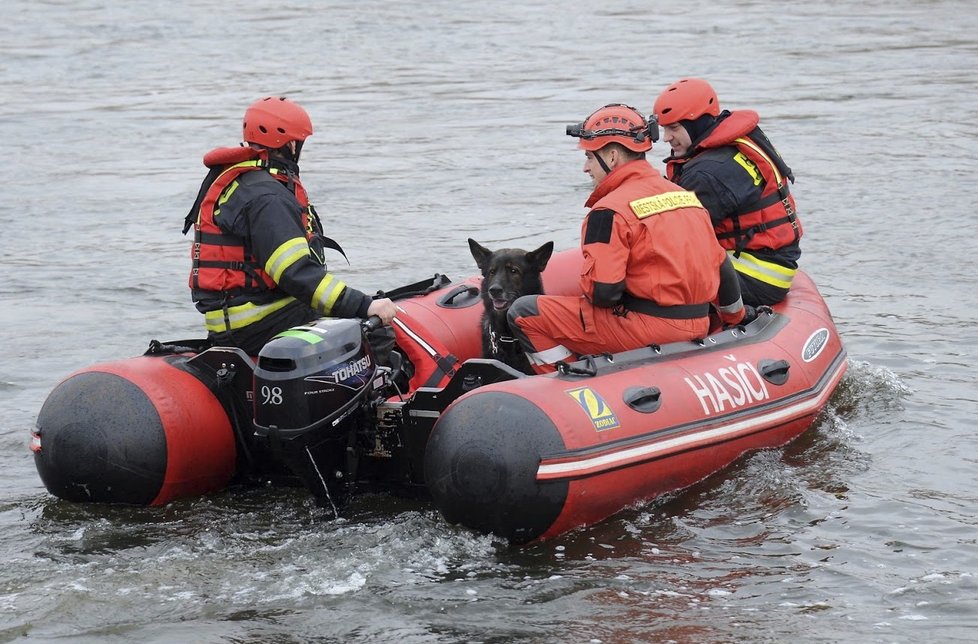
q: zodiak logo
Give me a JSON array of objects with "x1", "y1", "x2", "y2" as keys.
[
  {"x1": 802, "y1": 328, "x2": 830, "y2": 363},
  {"x1": 567, "y1": 386, "x2": 620, "y2": 431}
]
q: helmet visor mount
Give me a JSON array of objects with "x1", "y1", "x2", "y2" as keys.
[
  {"x1": 566, "y1": 103, "x2": 659, "y2": 152},
  {"x1": 566, "y1": 117, "x2": 660, "y2": 145}
]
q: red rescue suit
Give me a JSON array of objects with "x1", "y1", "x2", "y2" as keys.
[{"x1": 509, "y1": 160, "x2": 734, "y2": 374}]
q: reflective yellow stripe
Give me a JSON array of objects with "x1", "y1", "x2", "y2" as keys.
[
  {"x1": 210, "y1": 160, "x2": 262, "y2": 221},
  {"x1": 203, "y1": 296, "x2": 296, "y2": 332},
  {"x1": 217, "y1": 180, "x2": 239, "y2": 208},
  {"x1": 312, "y1": 274, "x2": 347, "y2": 315},
  {"x1": 265, "y1": 237, "x2": 310, "y2": 282},
  {"x1": 733, "y1": 152, "x2": 762, "y2": 186},
  {"x1": 728, "y1": 250, "x2": 797, "y2": 289},
  {"x1": 734, "y1": 138, "x2": 782, "y2": 185},
  {"x1": 206, "y1": 161, "x2": 264, "y2": 221},
  {"x1": 213, "y1": 160, "x2": 261, "y2": 178},
  {"x1": 629, "y1": 191, "x2": 703, "y2": 219}
]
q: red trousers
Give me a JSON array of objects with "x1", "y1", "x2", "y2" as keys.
[{"x1": 510, "y1": 294, "x2": 709, "y2": 374}]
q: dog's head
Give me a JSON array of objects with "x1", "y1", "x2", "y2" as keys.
[{"x1": 468, "y1": 238, "x2": 554, "y2": 312}]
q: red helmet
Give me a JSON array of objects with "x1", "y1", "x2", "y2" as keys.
[
  {"x1": 653, "y1": 78, "x2": 720, "y2": 126},
  {"x1": 242, "y1": 97, "x2": 313, "y2": 148},
  {"x1": 566, "y1": 103, "x2": 656, "y2": 153}
]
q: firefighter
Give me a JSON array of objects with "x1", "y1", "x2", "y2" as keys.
[
  {"x1": 654, "y1": 78, "x2": 802, "y2": 305},
  {"x1": 507, "y1": 103, "x2": 748, "y2": 374},
  {"x1": 184, "y1": 97, "x2": 396, "y2": 354}
]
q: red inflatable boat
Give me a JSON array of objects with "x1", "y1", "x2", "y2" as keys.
[{"x1": 32, "y1": 248, "x2": 846, "y2": 544}]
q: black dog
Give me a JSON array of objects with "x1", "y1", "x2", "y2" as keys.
[{"x1": 468, "y1": 238, "x2": 554, "y2": 374}]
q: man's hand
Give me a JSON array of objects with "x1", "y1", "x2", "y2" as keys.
[{"x1": 367, "y1": 298, "x2": 397, "y2": 325}]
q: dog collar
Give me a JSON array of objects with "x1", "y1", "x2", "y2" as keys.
[{"x1": 489, "y1": 328, "x2": 519, "y2": 354}]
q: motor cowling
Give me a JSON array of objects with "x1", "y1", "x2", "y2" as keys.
[
  {"x1": 252, "y1": 318, "x2": 378, "y2": 509},
  {"x1": 254, "y1": 318, "x2": 376, "y2": 434}
]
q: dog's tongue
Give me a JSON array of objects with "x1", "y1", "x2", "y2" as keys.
[{"x1": 492, "y1": 299, "x2": 509, "y2": 311}]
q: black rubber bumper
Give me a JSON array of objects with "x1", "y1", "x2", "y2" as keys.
[
  {"x1": 424, "y1": 391, "x2": 568, "y2": 544},
  {"x1": 34, "y1": 371, "x2": 167, "y2": 505}
]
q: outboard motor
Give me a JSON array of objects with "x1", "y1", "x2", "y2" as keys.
[{"x1": 253, "y1": 318, "x2": 383, "y2": 513}]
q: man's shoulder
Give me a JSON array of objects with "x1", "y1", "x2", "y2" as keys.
[
  {"x1": 685, "y1": 146, "x2": 758, "y2": 187},
  {"x1": 689, "y1": 145, "x2": 740, "y2": 166},
  {"x1": 225, "y1": 170, "x2": 296, "y2": 208},
  {"x1": 217, "y1": 171, "x2": 295, "y2": 227},
  {"x1": 237, "y1": 168, "x2": 288, "y2": 189}
]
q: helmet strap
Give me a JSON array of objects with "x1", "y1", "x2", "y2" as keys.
[{"x1": 593, "y1": 149, "x2": 613, "y2": 175}]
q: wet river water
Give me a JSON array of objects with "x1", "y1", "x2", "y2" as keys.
[{"x1": 2, "y1": 1, "x2": 977, "y2": 641}]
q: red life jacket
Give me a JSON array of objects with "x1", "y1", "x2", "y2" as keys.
[
  {"x1": 666, "y1": 110, "x2": 802, "y2": 254},
  {"x1": 186, "y1": 147, "x2": 315, "y2": 294}
]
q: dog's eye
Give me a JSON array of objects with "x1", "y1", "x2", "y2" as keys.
[
  {"x1": 488, "y1": 268, "x2": 496, "y2": 276},
  {"x1": 508, "y1": 267, "x2": 520, "y2": 275}
]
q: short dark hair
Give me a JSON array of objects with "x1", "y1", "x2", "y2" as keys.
[{"x1": 603, "y1": 142, "x2": 646, "y2": 161}]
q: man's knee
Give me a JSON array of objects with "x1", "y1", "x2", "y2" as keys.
[{"x1": 508, "y1": 295, "x2": 540, "y2": 325}]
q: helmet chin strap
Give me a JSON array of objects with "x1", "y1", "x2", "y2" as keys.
[{"x1": 594, "y1": 149, "x2": 613, "y2": 175}]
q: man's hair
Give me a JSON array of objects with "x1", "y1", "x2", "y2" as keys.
[
  {"x1": 252, "y1": 142, "x2": 302, "y2": 163},
  {"x1": 604, "y1": 142, "x2": 646, "y2": 161}
]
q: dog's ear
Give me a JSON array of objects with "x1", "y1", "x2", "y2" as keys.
[
  {"x1": 526, "y1": 241, "x2": 555, "y2": 272},
  {"x1": 468, "y1": 238, "x2": 492, "y2": 272}
]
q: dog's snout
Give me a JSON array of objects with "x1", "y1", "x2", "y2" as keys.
[{"x1": 488, "y1": 284, "x2": 505, "y2": 299}]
